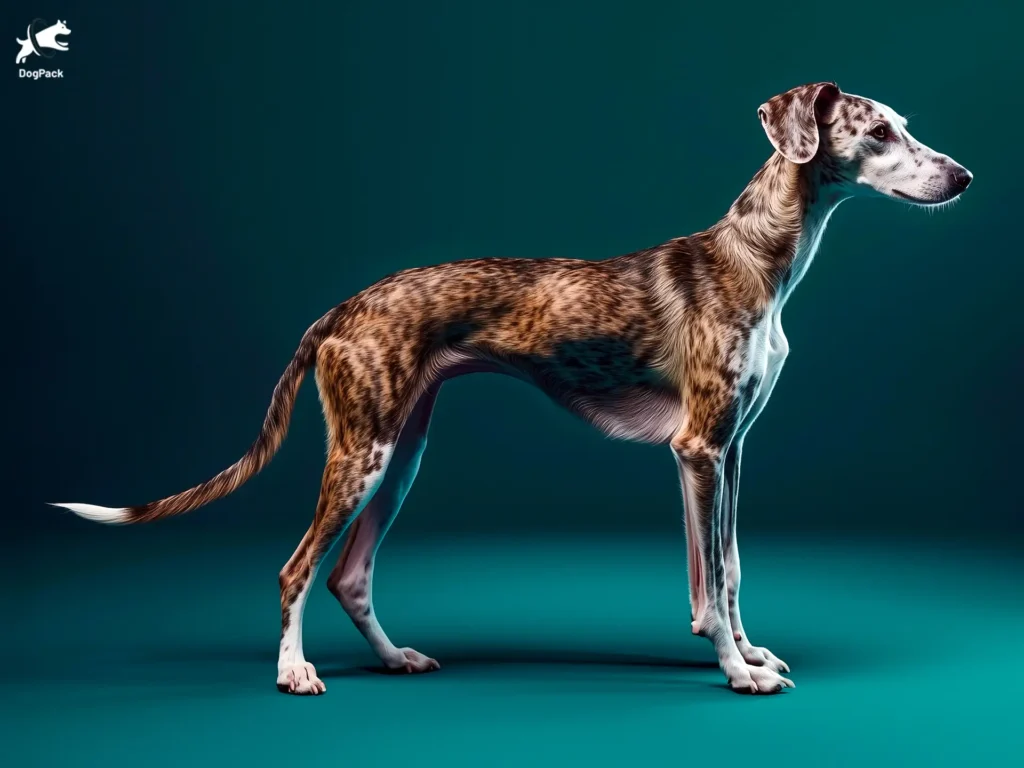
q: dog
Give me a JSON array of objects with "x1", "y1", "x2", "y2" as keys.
[
  {"x1": 52, "y1": 83, "x2": 972, "y2": 695},
  {"x1": 15, "y1": 19, "x2": 70, "y2": 65}
]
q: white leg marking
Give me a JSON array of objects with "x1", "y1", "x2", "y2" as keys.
[
  {"x1": 724, "y1": 319, "x2": 791, "y2": 674},
  {"x1": 276, "y1": 441, "x2": 396, "y2": 695},
  {"x1": 277, "y1": 573, "x2": 325, "y2": 695},
  {"x1": 676, "y1": 448, "x2": 793, "y2": 694}
]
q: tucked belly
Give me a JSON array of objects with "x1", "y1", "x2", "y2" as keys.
[
  {"x1": 565, "y1": 386, "x2": 685, "y2": 444},
  {"x1": 432, "y1": 342, "x2": 683, "y2": 446}
]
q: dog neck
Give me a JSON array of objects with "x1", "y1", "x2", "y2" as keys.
[{"x1": 709, "y1": 152, "x2": 847, "y2": 308}]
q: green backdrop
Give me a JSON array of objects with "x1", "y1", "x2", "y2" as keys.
[
  {"x1": 12, "y1": 1, "x2": 1019, "y2": 542},
  {"x1": 5, "y1": 1, "x2": 1022, "y2": 765}
]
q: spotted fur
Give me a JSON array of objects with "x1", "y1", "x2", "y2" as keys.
[{"x1": 52, "y1": 82, "x2": 972, "y2": 696}]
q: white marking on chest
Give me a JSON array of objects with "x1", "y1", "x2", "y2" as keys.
[{"x1": 736, "y1": 312, "x2": 787, "y2": 406}]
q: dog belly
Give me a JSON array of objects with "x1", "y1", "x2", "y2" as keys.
[
  {"x1": 569, "y1": 388, "x2": 684, "y2": 444},
  {"x1": 519, "y1": 354, "x2": 682, "y2": 444},
  {"x1": 429, "y1": 349, "x2": 682, "y2": 445}
]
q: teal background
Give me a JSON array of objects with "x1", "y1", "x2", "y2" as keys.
[{"x1": 5, "y1": 0, "x2": 1022, "y2": 765}]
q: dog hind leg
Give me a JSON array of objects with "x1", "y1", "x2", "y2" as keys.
[
  {"x1": 275, "y1": 343, "x2": 403, "y2": 695},
  {"x1": 276, "y1": 435, "x2": 394, "y2": 694},
  {"x1": 276, "y1": 524, "x2": 322, "y2": 693},
  {"x1": 326, "y1": 388, "x2": 440, "y2": 673}
]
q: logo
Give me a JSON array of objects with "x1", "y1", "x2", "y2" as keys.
[{"x1": 16, "y1": 18, "x2": 70, "y2": 79}]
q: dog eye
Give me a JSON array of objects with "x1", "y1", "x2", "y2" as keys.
[{"x1": 870, "y1": 123, "x2": 890, "y2": 140}]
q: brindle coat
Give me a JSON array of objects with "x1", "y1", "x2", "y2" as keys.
[{"x1": 54, "y1": 82, "x2": 972, "y2": 695}]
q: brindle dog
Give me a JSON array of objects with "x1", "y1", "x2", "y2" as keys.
[{"x1": 54, "y1": 83, "x2": 972, "y2": 695}]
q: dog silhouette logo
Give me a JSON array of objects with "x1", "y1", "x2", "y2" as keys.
[{"x1": 15, "y1": 19, "x2": 70, "y2": 65}]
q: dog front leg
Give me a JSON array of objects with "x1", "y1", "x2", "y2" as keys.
[
  {"x1": 673, "y1": 430, "x2": 793, "y2": 694},
  {"x1": 722, "y1": 440, "x2": 788, "y2": 673}
]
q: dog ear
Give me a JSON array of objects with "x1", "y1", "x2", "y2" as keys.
[{"x1": 757, "y1": 82, "x2": 841, "y2": 164}]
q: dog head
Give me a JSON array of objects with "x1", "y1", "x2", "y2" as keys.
[
  {"x1": 758, "y1": 82, "x2": 972, "y2": 206},
  {"x1": 41, "y1": 20, "x2": 71, "y2": 50}
]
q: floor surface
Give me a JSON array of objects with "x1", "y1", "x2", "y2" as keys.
[{"x1": 3, "y1": 530, "x2": 1022, "y2": 766}]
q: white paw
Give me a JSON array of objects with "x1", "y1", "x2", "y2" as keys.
[
  {"x1": 277, "y1": 662, "x2": 326, "y2": 695},
  {"x1": 387, "y1": 647, "x2": 441, "y2": 674},
  {"x1": 726, "y1": 664, "x2": 794, "y2": 694},
  {"x1": 748, "y1": 664, "x2": 794, "y2": 694},
  {"x1": 726, "y1": 666, "x2": 758, "y2": 693},
  {"x1": 737, "y1": 637, "x2": 790, "y2": 673}
]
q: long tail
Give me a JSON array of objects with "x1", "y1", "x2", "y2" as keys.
[{"x1": 50, "y1": 312, "x2": 336, "y2": 525}]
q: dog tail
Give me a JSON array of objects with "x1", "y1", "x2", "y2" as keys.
[{"x1": 50, "y1": 312, "x2": 337, "y2": 525}]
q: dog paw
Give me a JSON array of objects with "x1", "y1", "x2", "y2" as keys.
[
  {"x1": 277, "y1": 662, "x2": 326, "y2": 695},
  {"x1": 726, "y1": 664, "x2": 793, "y2": 694},
  {"x1": 386, "y1": 647, "x2": 441, "y2": 674},
  {"x1": 736, "y1": 637, "x2": 789, "y2": 673},
  {"x1": 747, "y1": 665, "x2": 794, "y2": 694},
  {"x1": 726, "y1": 667, "x2": 758, "y2": 694}
]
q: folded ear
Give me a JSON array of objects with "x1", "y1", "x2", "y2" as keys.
[{"x1": 757, "y1": 82, "x2": 840, "y2": 164}]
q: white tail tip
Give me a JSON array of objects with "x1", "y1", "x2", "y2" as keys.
[{"x1": 49, "y1": 502, "x2": 130, "y2": 525}]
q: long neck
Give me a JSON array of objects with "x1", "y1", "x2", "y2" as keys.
[{"x1": 708, "y1": 153, "x2": 846, "y2": 307}]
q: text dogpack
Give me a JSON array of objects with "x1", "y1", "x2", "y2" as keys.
[{"x1": 19, "y1": 68, "x2": 63, "y2": 79}]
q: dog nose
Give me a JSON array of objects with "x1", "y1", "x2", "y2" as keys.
[{"x1": 952, "y1": 167, "x2": 973, "y2": 191}]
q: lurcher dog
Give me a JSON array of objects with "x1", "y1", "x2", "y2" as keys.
[{"x1": 53, "y1": 82, "x2": 972, "y2": 695}]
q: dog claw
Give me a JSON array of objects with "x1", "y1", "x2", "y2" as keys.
[
  {"x1": 727, "y1": 668, "x2": 758, "y2": 694},
  {"x1": 728, "y1": 662, "x2": 792, "y2": 694},
  {"x1": 748, "y1": 665, "x2": 793, "y2": 694},
  {"x1": 277, "y1": 662, "x2": 326, "y2": 695}
]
